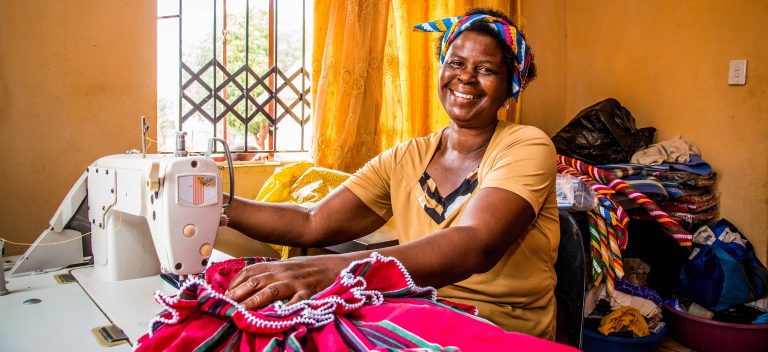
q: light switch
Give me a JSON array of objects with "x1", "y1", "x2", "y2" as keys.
[{"x1": 728, "y1": 59, "x2": 747, "y2": 85}]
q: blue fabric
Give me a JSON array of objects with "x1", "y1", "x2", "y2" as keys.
[
  {"x1": 601, "y1": 156, "x2": 712, "y2": 176},
  {"x1": 667, "y1": 155, "x2": 712, "y2": 175},
  {"x1": 676, "y1": 219, "x2": 768, "y2": 312},
  {"x1": 753, "y1": 312, "x2": 768, "y2": 325}
]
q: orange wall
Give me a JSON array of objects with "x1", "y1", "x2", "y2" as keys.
[
  {"x1": 0, "y1": 1, "x2": 157, "y2": 255},
  {"x1": 523, "y1": 0, "x2": 768, "y2": 262},
  {"x1": 518, "y1": 0, "x2": 568, "y2": 135}
]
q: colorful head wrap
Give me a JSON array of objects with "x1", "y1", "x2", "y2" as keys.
[{"x1": 413, "y1": 14, "x2": 532, "y2": 100}]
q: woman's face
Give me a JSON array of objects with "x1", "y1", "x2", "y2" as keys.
[{"x1": 438, "y1": 31, "x2": 509, "y2": 127}]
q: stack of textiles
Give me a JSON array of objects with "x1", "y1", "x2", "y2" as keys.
[
  {"x1": 601, "y1": 138, "x2": 719, "y2": 231},
  {"x1": 601, "y1": 161, "x2": 717, "y2": 230}
]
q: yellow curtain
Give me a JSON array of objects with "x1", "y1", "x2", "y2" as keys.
[
  {"x1": 312, "y1": 1, "x2": 522, "y2": 173},
  {"x1": 311, "y1": 0, "x2": 391, "y2": 173}
]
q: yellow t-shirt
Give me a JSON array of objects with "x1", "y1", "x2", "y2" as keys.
[{"x1": 342, "y1": 121, "x2": 560, "y2": 339}]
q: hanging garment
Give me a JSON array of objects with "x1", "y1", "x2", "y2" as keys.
[{"x1": 136, "y1": 253, "x2": 578, "y2": 352}]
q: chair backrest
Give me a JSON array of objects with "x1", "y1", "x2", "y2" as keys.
[{"x1": 554, "y1": 209, "x2": 588, "y2": 348}]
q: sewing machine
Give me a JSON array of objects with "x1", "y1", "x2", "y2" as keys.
[
  {"x1": 85, "y1": 153, "x2": 222, "y2": 281},
  {"x1": 1, "y1": 127, "x2": 234, "y2": 350}
]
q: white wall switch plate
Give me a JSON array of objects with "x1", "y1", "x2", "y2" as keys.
[{"x1": 728, "y1": 59, "x2": 747, "y2": 85}]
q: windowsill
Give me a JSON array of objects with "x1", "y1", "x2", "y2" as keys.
[{"x1": 210, "y1": 152, "x2": 311, "y2": 166}]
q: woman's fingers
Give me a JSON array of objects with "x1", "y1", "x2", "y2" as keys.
[
  {"x1": 225, "y1": 272, "x2": 266, "y2": 303},
  {"x1": 286, "y1": 290, "x2": 313, "y2": 306},
  {"x1": 227, "y1": 263, "x2": 272, "y2": 292},
  {"x1": 239, "y1": 281, "x2": 297, "y2": 310}
]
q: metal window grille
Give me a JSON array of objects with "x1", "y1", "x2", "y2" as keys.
[{"x1": 157, "y1": 0, "x2": 312, "y2": 154}]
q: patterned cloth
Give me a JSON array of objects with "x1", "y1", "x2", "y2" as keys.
[
  {"x1": 557, "y1": 162, "x2": 627, "y2": 295},
  {"x1": 601, "y1": 163, "x2": 718, "y2": 230},
  {"x1": 418, "y1": 168, "x2": 479, "y2": 224},
  {"x1": 614, "y1": 280, "x2": 662, "y2": 307},
  {"x1": 412, "y1": 14, "x2": 532, "y2": 101},
  {"x1": 136, "y1": 253, "x2": 577, "y2": 352},
  {"x1": 558, "y1": 156, "x2": 692, "y2": 246}
]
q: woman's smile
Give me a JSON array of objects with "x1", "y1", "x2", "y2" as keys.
[{"x1": 451, "y1": 89, "x2": 482, "y2": 100}]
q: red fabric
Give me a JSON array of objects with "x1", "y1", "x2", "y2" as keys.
[{"x1": 136, "y1": 253, "x2": 578, "y2": 352}]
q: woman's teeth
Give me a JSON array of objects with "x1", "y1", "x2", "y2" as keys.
[{"x1": 453, "y1": 91, "x2": 480, "y2": 100}]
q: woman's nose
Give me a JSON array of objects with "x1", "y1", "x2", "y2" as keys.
[{"x1": 457, "y1": 68, "x2": 477, "y2": 84}]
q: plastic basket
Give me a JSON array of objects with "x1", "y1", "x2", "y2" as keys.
[
  {"x1": 663, "y1": 304, "x2": 768, "y2": 352},
  {"x1": 582, "y1": 325, "x2": 667, "y2": 352}
]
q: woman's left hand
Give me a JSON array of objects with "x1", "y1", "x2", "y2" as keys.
[{"x1": 225, "y1": 255, "x2": 348, "y2": 310}]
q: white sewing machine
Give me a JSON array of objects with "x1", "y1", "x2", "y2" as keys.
[
  {"x1": 85, "y1": 153, "x2": 222, "y2": 281},
  {"x1": 1, "y1": 129, "x2": 233, "y2": 350}
]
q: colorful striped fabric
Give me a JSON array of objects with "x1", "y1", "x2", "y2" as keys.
[
  {"x1": 136, "y1": 253, "x2": 578, "y2": 352},
  {"x1": 558, "y1": 156, "x2": 693, "y2": 246},
  {"x1": 412, "y1": 14, "x2": 532, "y2": 101},
  {"x1": 558, "y1": 163, "x2": 627, "y2": 294}
]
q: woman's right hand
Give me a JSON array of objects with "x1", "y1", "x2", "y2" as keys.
[{"x1": 224, "y1": 254, "x2": 348, "y2": 310}]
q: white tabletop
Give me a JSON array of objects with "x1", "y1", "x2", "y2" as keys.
[
  {"x1": 0, "y1": 268, "x2": 133, "y2": 351},
  {"x1": 70, "y1": 267, "x2": 178, "y2": 344}
]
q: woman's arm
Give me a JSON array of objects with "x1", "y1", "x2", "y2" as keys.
[
  {"x1": 225, "y1": 185, "x2": 387, "y2": 248},
  {"x1": 376, "y1": 186, "x2": 534, "y2": 288},
  {"x1": 225, "y1": 186, "x2": 534, "y2": 309}
]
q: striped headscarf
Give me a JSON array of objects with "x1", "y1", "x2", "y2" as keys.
[{"x1": 413, "y1": 14, "x2": 532, "y2": 101}]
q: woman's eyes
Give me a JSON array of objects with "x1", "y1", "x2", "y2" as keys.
[
  {"x1": 478, "y1": 66, "x2": 495, "y2": 74},
  {"x1": 448, "y1": 61, "x2": 495, "y2": 74}
]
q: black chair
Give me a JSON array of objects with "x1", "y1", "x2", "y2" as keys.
[{"x1": 554, "y1": 209, "x2": 588, "y2": 349}]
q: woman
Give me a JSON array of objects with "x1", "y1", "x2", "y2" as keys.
[{"x1": 224, "y1": 7, "x2": 559, "y2": 339}]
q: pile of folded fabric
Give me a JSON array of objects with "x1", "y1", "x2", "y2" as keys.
[
  {"x1": 584, "y1": 279, "x2": 667, "y2": 338},
  {"x1": 601, "y1": 135, "x2": 719, "y2": 230}
]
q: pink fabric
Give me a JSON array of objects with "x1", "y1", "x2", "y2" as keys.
[{"x1": 136, "y1": 253, "x2": 577, "y2": 352}]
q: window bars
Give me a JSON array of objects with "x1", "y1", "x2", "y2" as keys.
[{"x1": 158, "y1": 0, "x2": 311, "y2": 153}]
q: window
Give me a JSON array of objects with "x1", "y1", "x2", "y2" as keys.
[{"x1": 157, "y1": 0, "x2": 313, "y2": 157}]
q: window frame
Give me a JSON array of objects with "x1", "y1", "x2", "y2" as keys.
[{"x1": 157, "y1": 0, "x2": 312, "y2": 157}]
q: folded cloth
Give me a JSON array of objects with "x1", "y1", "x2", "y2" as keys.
[
  {"x1": 624, "y1": 178, "x2": 668, "y2": 202},
  {"x1": 660, "y1": 197, "x2": 719, "y2": 213},
  {"x1": 666, "y1": 154, "x2": 712, "y2": 175},
  {"x1": 615, "y1": 279, "x2": 663, "y2": 307},
  {"x1": 630, "y1": 135, "x2": 701, "y2": 165},
  {"x1": 657, "y1": 171, "x2": 717, "y2": 188},
  {"x1": 610, "y1": 290, "x2": 661, "y2": 319},
  {"x1": 598, "y1": 306, "x2": 650, "y2": 337},
  {"x1": 137, "y1": 253, "x2": 578, "y2": 352},
  {"x1": 667, "y1": 208, "x2": 719, "y2": 229}
]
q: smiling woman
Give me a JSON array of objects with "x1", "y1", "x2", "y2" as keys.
[{"x1": 220, "y1": 6, "x2": 562, "y2": 343}]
